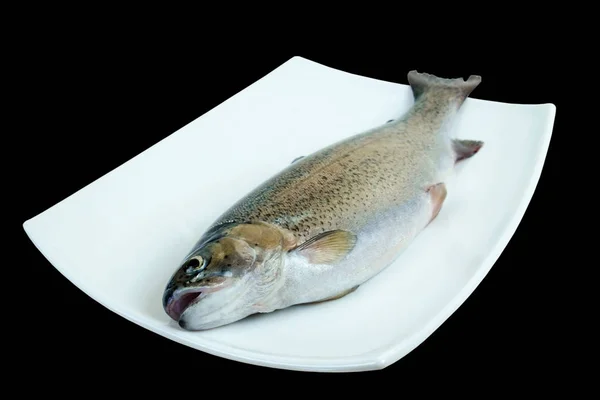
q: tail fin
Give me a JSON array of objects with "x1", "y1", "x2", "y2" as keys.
[{"x1": 407, "y1": 70, "x2": 481, "y2": 103}]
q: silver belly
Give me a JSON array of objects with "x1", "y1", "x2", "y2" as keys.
[{"x1": 275, "y1": 190, "x2": 435, "y2": 309}]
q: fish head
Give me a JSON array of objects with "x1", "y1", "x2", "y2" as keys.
[{"x1": 162, "y1": 222, "x2": 291, "y2": 330}]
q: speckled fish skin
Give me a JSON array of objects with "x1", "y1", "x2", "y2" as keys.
[{"x1": 163, "y1": 71, "x2": 485, "y2": 331}]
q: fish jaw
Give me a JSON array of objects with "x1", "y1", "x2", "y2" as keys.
[
  {"x1": 164, "y1": 280, "x2": 232, "y2": 322},
  {"x1": 175, "y1": 256, "x2": 287, "y2": 330},
  {"x1": 177, "y1": 276, "x2": 257, "y2": 330}
]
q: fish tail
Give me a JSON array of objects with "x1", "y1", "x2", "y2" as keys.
[{"x1": 407, "y1": 70, "x2": 481, "y2": 105}]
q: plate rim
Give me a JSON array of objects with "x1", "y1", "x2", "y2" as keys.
[{"x1": 23, "y1": 56, "x2": 557, "y2": 372}]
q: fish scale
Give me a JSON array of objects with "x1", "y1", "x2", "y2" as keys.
[{"x1": 214, "y1": 124, "x2": 435, "y2": 241}]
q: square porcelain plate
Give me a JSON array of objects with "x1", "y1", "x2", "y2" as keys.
[{"x1": 23, "y1": 56, "x2": 556, "y2": 372}]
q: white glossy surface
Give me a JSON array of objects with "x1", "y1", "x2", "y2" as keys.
[{"x1": 23, "y1": 57, "x2": 556, "y2": 372}]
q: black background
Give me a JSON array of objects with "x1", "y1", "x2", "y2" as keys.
[{"x1": 15, "y1": 31, "x2": 571, "y2": 387}]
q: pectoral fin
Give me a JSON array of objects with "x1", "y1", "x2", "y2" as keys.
[
  {"x1": 453, "y1": 139, "x2": 484, "y2": 163},
  {"x1": 291, "y1": 230, "x2": 357, "y2": 264},
  {"x1": 427, "y1": 183, "x2": 447, "y2": 223}
]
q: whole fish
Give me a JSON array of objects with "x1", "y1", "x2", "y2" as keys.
[{"x1": 163, "y1": 71, "x2": 484, "y2": 330}]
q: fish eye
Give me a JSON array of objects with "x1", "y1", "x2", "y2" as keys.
[{"x1": 184, "y1": 256, "x2": 206, "y2": 274}]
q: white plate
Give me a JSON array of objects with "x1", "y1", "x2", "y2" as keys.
[{"x1": 23, "y1": 56, "x2": 556, "y2": 372}]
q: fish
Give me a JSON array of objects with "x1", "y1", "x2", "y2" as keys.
[{"x1": 162, "y1": 70, "x2": 484, "y2": 331}]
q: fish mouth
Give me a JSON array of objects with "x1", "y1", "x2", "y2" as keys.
[
  {"x1": 165, "y1": 281, "x2": 233, "y2": 323},
  {"x1": 178, "y1": 278, "x2": 250, "y2": 331},
  {"x1": 165, "y1": 288, "x2": 206, "y2": 322}
]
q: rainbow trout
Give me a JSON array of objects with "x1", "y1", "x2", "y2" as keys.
[{"x1": 163, "y1": 71, "x2": 484, "y2": 330}]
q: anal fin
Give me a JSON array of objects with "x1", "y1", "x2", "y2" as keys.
[{"x1": 453, "y1": 139, "x2": 484, "y2": 163}]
